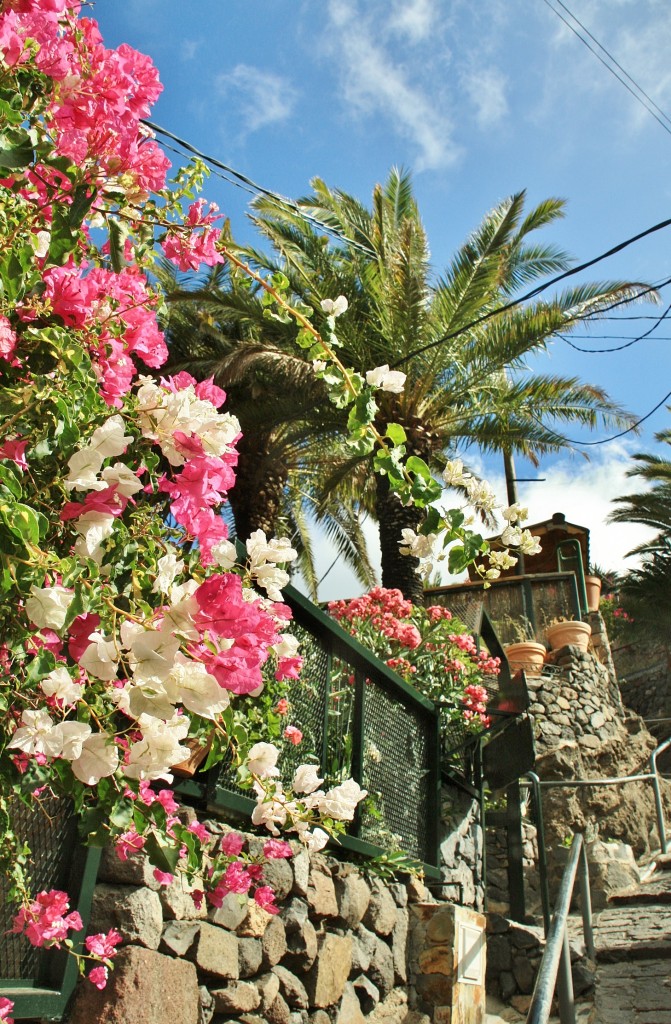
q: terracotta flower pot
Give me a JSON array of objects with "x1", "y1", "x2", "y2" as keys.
[
  {"x1": 545, "y1": 620, "x2": 591, "y2": 652},
  {"x1": 584, "y1": 575, "x2": 602, "y2": 613},
  {"x1": 504, "y1": 641, "x2": 546, "y2": 676}
]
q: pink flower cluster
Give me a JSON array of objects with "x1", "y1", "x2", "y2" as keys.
[
  {"x1": 12, "y1": 889, "x2": 82, "y2": 948},
  {"x1": 0, "y1": 2, "x2": 168, "y2": 194},
  {"x1": 0, "y1": 997, "x2": 13, "y2": 1023},
  {"x1": 462, "y1": 684, "x2": 491, "y2": 727},
  {"x1": 329, "y1": 587, "x2": 422, "y2": 649},
  {"x1": 204, "y1": 831, "x2": 292, "y2": 914},
  {"x1": 163, "y1": 200, "x2": 225, "y2": 272}
]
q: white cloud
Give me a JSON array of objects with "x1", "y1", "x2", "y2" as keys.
[
  {"x1": 460, "y1": 66, "x2": 508, "y2": 129},
  {"x1": 215, "y1": 65, "x2": 298, "y2": 134},
  {"x1": 325, "y1": 0, "x2": 461, "y2": 171},
  {"x1": 181, "y1": 40, "x2": 199, "y2": 62},
  {"x1": 388, "y1": 0, "x2": 434, "y2": 43}
]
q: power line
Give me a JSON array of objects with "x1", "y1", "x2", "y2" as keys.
[
  {"x1": 559, "y1": 298, "x2": 671, "y2": 352},
  {"x1": 392, "y1": 220, "x2": 671, "y2": 367},
  {"x1": 542, "y1": 389, "x2": 671, "y2": 447},
  {"x1": 541, "y1": 0, "x2": 671, "y2": 139},
  {"x1": 142, "y1": 119, "x2": 375, "y2": 257}
]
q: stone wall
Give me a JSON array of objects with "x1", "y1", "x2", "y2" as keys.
[
  {"x1": 485, "y1": 821, "x2": 540, "y2": 919},
  {"x1": 616, "y1": 649, "x2": 671, "y2": 745},
  {"x1": 61, "y1": 794, "x2": 487, "y2": 1024}
]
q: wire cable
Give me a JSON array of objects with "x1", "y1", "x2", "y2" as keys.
[
  {"x1": 142, "y1": 118, "x2": 374, "y2": 257},
  {"x1": 541, "y1": 0, "x2": 671, "y2": 139},
  {"x1": 559, "y1": 298, "x2": 671, "y2": 352},
  {"x1": 539, "y1": 389, "x2": 671, "y2": 447},
  {"x1": 391, "y1": 220, "x2": 671, "y2": 367}
]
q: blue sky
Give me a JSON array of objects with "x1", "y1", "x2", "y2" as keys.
[{"x1": 94, "y1": 0, "x2": 671, "y2": 595}]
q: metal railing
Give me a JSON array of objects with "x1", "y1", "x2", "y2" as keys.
[{"x1": 525, "y1": 833, "x2": 594, "y2": 1024}]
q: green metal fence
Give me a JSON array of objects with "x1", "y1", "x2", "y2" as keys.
[
  {"x1": 0, "y1": 794, "x2": 100, "y2": 1021},
  {"x1": 208, "y1": 583, "x2": 444, "y2": 875}
]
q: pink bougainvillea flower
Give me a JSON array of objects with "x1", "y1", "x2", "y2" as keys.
[
  {"x1": 220, "y1": 832, "x2": 245, "y2": 857},
  {"x1": 153, "y1": 869, "x2": 174, "y2": 886},
  {"x1": 222, "y1": 861, "x2": 252, "y2": 894},
  {"x1": 262, "y1": 839, "x2": 293, "y2": 860},
  {"x1": 253, "y1": 885, "x2": 279, "y2": 915},
  {"x1": 187, "y1": 820, "x2": 211, "y2": 844},
  {"x1": 283, "y1": 726, "x2": 303, "y2": 746},
  {"x1": 0, "y1": 996, "x2": 14, "y2": 1023},
  {"x1": 274, "y1": 698, "x2": 289, "y2": 715},
  {"x1": 88, "y1": 966, "x2": 109, "y2": 990},
  {"x1": 0, "y1": 439, "x2": 28, "y2": 469},
  {"x1": 85, "y1": 929, "x2": 122, "y2": 958},
  {"x1": 115, "y1": 828, "x2": 146, "y2": 861}
]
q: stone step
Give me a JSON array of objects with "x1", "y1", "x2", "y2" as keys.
[
  {"x1": 593, "y1": 902, "x2": 671, "y2": 963},
  {"x1": 593, "y1": 959, "x2": 671, "y2": 1023}
]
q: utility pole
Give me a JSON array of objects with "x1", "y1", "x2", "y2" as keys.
[{"x1": 503, "y1": 450, "x2": 525, "y2": 575}]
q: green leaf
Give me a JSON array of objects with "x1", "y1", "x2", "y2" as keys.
[
  {"x1": 405, "y1": 456, "x2": 432, "y2": 481},
  {"x1": 0, "y1": 500, "x2": 41, "y2": 547},
  {"x1": 385, "y1": 423, "x2": 406, "y2": 446},
  {"x1": 144, "y1": 832, "x2": 180, "y2": 874},
  {"x1": 0, "y1": 465, "x2": 22, "y2": 500},
  {"x1": 0, "y1": 128, "x2": 34, "y2": 170}
]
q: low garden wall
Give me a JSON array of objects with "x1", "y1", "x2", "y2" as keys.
[{"x1": 64, "y1": 808, "x2": 487, "y2": 1024}]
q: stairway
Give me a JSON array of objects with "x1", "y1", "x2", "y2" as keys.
[{"x1": 592, "y1": 864, "x2": 671, "y2": 1023}]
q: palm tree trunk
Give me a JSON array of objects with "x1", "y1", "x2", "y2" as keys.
[
  {"x1": 374, "y1": 472, "x2": 425, "y2": 603},
  {"x1": 228, "y1": 430, "x2": 287, "y2": 541}
]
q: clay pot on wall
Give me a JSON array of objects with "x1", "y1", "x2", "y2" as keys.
[
  {"x1": 504, "y1": 641, "x2": 547, "y2": 676},
  {"x1": 584, "y1": 575, "x2": 602, "y2": 613},
  {"x1": 545, "y1": 620, "x2": 591, "y2": 652}
]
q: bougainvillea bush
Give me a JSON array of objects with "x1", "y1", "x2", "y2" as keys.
[
  {"x1": 0, "y1": 1, "x2": 537, "y2": 1010},
  {"x1": 329, "y1": 587, "x2": 500, "y2": 736},
  {"x1": 0, "y1": 0, "x2": 370, "y2": 1000}
]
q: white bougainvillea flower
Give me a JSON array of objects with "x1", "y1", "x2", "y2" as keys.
[
  {"x1": 101, "y1": 462, "x2": 143, "y2": 497},
  {"x1": 246, "y1": 742, "x2": 280, "y2": 779},
  {"x1": 500, "y1": 524, "x2": 522, "y2": 547},
  {"x1": 518, "y1": 529, "x2": 542, "y2": 556},
  {"x1": 24, "y1": 585, "x2": 74, "y2": 632},
  {"x1": 64, "y1": 447, "x2": 105, "y2": 491},
  {"x1": 124, "y1": 677, "x2": 175, "y2": 721},
  {"x1": 89, "y1": 415, "x2": 134, "y2": 458},
  {"x1": 71, "y1": 732, "x2": 120, "y2": 785},
  {"x1": 7, "y1": 710, "x2": 61, "y2": 757},
  {"x1": 292, "y1": 763, "x2": 324, "y2": 795},
  {"x1": 252, "y1": 563, "x2": 290, "y2": 603},
  {"x1": 320, "y1": 295, "x2": 348, "y2": 317},
  {"x1": 152, "y1": 550, "x2": 185, "y2": 595},
  {"x1": 247, "y1": 530, "x2": 298, "y2": 568},
  {"x1": 488, "y1": 549, "x2": 518, "y2": 571},
  {"x1": 78, "y1": 632, "x2": 119, "y2": 681},
  {"x1": 398, "y1": 528, "x2": 438, "y2": 559},
  {"x1": 300, "y1": 827, "x2": 330, "y2": 852},
  {"x1": 318, "y1": 779, "x2": 368, "y2": 821},
  {"x1": 211, "y1": 538, "x2": 237, "y2": 570},
  {"x1": 272, "y1": 633, "x2": 300, "y2": 660},
  {"x1": 442, "y1": 459, "x2": 471, "y2": 488},
  {"x1": 365, "y1": 364, "x2": 406, "y2": 394},
  {"x1": 125, "y1": 626, "x2": 180, "y2": 683},
  {"x1": 124, "y1": 713, "x2": 191, "y2": 781},
  {"x1": 164, "y1": 657, "x2": 231, "y2": 719},
  {"x1": 465, "y1": 477, "x2": 497, "y2": 513},
  {"x1": 53, "y1": 721, "x2": 92, "y2": 761},
  {"x1": 501, "y1": 502, "x2": 528, "y2": 524},
  {"x1": 72, "y1": 511, "x2": 115, "y2": 564},
  {"x1": 40, "y1": 667, "x2": 82, "y2": 707}
]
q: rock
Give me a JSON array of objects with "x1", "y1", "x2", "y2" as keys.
[
  {"x1": 352, "y1": 923, "x2": 377, "y2": 972},
  {"x1": 362, "y1": 880, "x2": 397, "y2": 936},
  {"x1": 68, "y1": 945, "x2": 199, "y2": 1024},
  {"x1": 198, "y1": 984, "x2": 214, "y2": 1024},
  {"x1": 209, "y1": 892, "x2": 248, "y2": 931},
  {"x1": 367, "y1": 936, "x2": 395, "y2": 997},
  {"x1": 238, "y1": 900, "x2": 274, "y2": 937},
  {"x1": 335, "y1": 982, "x2": 366, "y2": 1024},
  {"x1": 292, "y1": 848, "x2": 310, "y2": 896},
  {"x1": 212, "y1": 981, "x2": 261, "y2": 1014},
  {"x1": 239, "y1": 937, "x2": 263, "y2": 977},
  {"x1": 259, "y1": 856, "x2": 295, "y2": 901},
  {"x1": 159, "y1": 875, "x2": 208, "y2": 921},
  {"x1": 273, "y1": 965, "x2": 310, "y2": 1008},
  {"x1": 406, "y1": 877, "x2": 429, "y2": 903},
  {"x1": 512, "y1": 954, "x2": 536, "y2": 994},
  {"x1": 366, "y1": 988, "x2": 411, "y2": 1024},
  {"x1": 335, "y1": 872, "x2": 370, "y2": 928},
  {"x1": 486, "y1": 934, "x2": 513, "y2": 973},
  {"x1": 160, "y1": 920, "x2": 200, "y2": 958},
  {"x1": 352, "y1": 974, "x2": 380, "y2": 1013},
  {"x1": 266, "y1": 994, "x2": 291, "y2": 1024},
  {"x1": 571, "y1": 960, "x2": 595, "y2": 996},
  {"x1": 387, "y1": 883, "x2": 408, "y2": 908},
  {"x1": 90, "y1": 884, "x2": 163, "y2": 950},
  {"x1": 391, "y1": 907, "x2": 409, "y2": 983},
  {"x1": 310, "y1": 1013, "x2": 331, "y2": 1024},
  {"x1": 188, "y1": 922, "x2": 239, "y2": 978},
  {"x1": 307, "y1": 864, "x2": 338, "y2": 918},
  {"x1": 255, "y1": 971, "x2": 281, "y2": 1011},
  {"x1": 304, "y1": 933, "x2": 352, "y2": 1007},
  {"x1": 499, "y1": 970, "x2": 517, "y2": 1001},
  {"x1": 98, "y1": 846, "x2": 158, "y2": 887},
  {"x1": 262, "y1": 914, "x2": 287, "y2": 967},
  {"x1": 509, "y1": 923, "x2": 542, "y2": 951},
  {"x1": 284, "y1": 903, "x2": 318, "y2": 972}
]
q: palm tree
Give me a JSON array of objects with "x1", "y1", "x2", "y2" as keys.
[
  {"x1": 608, "y1": 417, "x2": 671, "y2": 643},
  {"x1": 235, "y1": 169, "x2": 650, "y2": 600},
  {"x1": 159, "y1": 260, "x2": 378, "y2": 599}
]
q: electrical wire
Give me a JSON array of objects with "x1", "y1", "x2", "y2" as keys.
[
  {"x1": 540, "y1": 0, "x2": 671, "y2": 139},
  {"x1": 559, "y1": 298, "x2": 671, "y2": 352},
  {"x1": 142, "y1": 118, "x2": 375, "y2": 257},
  {"x1": 538, "y1": 389, "x2": 671, "y2": 447},
  {"x1": 391, "y1": 220, "x2": 671, "y2": 367}
]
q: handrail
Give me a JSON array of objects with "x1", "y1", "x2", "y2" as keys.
[{"x1": 526, "y1": 834, "x2": 594, "y2": 1024}]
